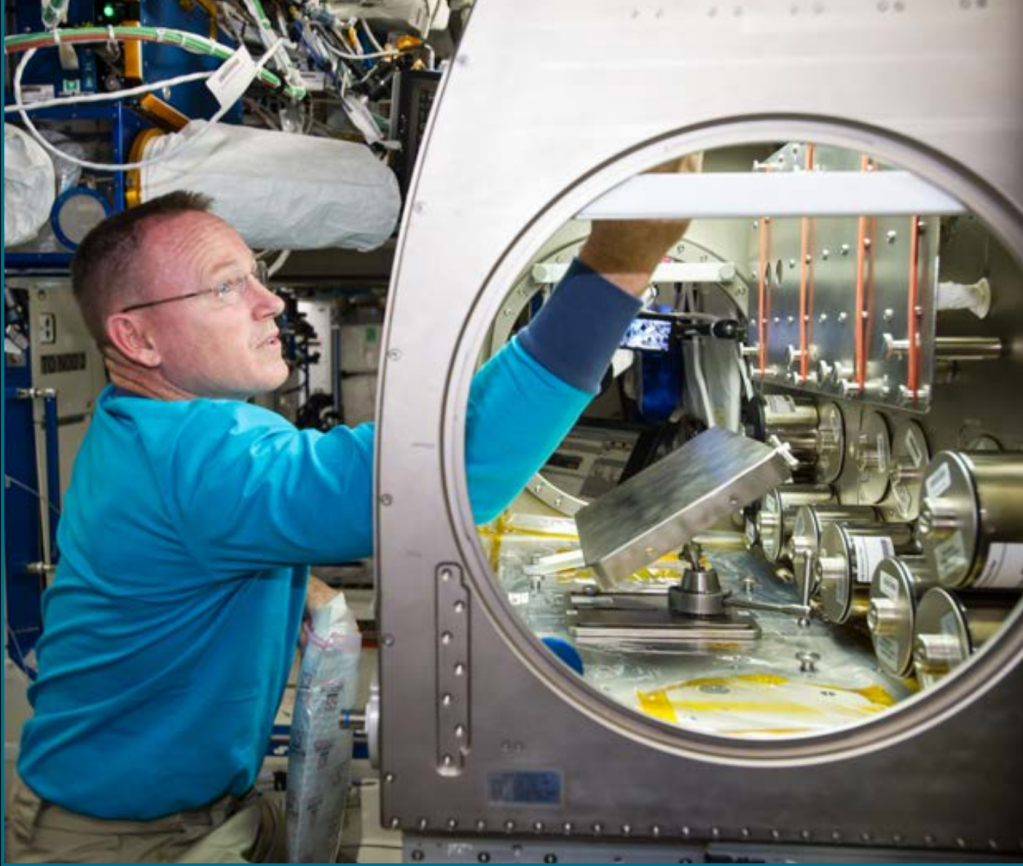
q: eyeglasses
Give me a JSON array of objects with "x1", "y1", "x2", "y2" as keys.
[{"x1": 120, "y1": 260, "x2": 272, "y2": 313}]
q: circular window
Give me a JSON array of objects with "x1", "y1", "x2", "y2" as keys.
[{"x1": 457, "y1": 123, "x2": 1023, "y2": 765}]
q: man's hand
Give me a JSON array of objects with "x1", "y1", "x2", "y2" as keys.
[
  {"x1": 579, "y1": 152, "x2": 703, "y2": 296},
  {"x1": 300, "y1": 574, "x2": 341, "y2": 652}
]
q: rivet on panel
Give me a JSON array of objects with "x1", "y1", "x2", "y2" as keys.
[
  {"x1": 447, "y1": 818, "x2": 458, "y2": 830},
  {"x1": 379, "y1": 494, "x2": 393, "y2": 506},
  {"x1": 504, "y1": 820, "x2": 516, "y2": 832},
  {"x1": 476, "y1": 819, "x2": 487, "y2": 832},
  {"x1": 417, "y1": 817, "x2": 428, "y2": 830},
  {"x1": 533, "y1": 821, "x2": 544, "y2": 833},
  {"x1": 384, "y1": 773, "x2": 395, "y2": 783}
]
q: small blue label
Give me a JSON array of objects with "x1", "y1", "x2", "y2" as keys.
[{"x1": 487, "y1": 771, "x2": 562, "y2": 806}]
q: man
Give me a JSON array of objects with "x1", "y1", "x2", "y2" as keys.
[{"x1": 7, "y1": 159, "x2": 696, "y2": 862}]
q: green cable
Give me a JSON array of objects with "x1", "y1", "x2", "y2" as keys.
[{"x1": 3, "y1": 25, "x2": 307, "y2": 101}]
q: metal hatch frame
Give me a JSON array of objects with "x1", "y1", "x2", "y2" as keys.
[{"x1": 375, "y1": 0, "x2": 1023, "y2": 853}]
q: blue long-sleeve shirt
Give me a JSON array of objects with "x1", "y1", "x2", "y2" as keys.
[{"x1": 18, "y1": 260, "x2": 641, "y2": 819}]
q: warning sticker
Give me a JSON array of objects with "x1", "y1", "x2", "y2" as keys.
[
  {"x1": 876, "y1": 635, "x2": 899, "y2": 671},
  {"x1": 893, "y1": 482, "x2": 912, "y2": 516},
  {"x1": 925, "y1": 461, "x2": 953, "y2": 500},
  {"x1": 934, "y1": 532, "x2": 969, "y2": 583},
  {"x1": 975, "y1": 543, "x2": 1023, "y2": 589},
  {"x1": 766, "y1": 394, "x2": 797, "y2": 414},
  {"x1": 906, "y1": 428, "x2": 925, "y2": 468},
  {"x1": 852, "y1": 535, "x2": 895, "y2": 584},
  {"x1": 879, "y1": 571, "x2": 900, "y2": 600}
]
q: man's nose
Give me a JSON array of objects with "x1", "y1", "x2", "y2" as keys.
[{"x1": 251, "y1": 280, "x2": 286, "y2": 317}]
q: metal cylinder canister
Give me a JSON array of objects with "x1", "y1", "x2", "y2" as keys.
[
  {"x1": 790, "y1": 504, "x2": 883, "y2": 605},
  {"x1": 755, "y1": 484, "x2": 835, "y2": 563},
  {"x1": 816, "y1": 523, "x2": 916, "y2": 623},
  {"x1": 912, "y1": 587, "x2": 1018, "y2": 688},
  {"x1": 750, "y1": 395, "x2": 844, "y2": 484},
  {"x1": 868, "y1": 556, "x2": 939, "y2": 678},
  {"x1": 917, "y1": 452, "x2": 1023, "y2": 590}
]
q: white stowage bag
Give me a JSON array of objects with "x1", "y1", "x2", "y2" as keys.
[
  {"x1": 286, "y1": 591, "x2": 362, "y2": 863},
  {"x1": 4, "y1": 126, "x2": 56, "y2": 248},
  {"x1": 140, "y1": 120, "x2": 400, "y2": 251}
]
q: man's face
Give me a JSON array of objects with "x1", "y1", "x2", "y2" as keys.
[{"x1": 125, "y1": 211, "x2": 289, "y2": 399}]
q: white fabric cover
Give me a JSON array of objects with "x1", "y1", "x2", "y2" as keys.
[
  {"x1": 141, "y1": 121, "x2": 400, "y2": 251},
  {"x1": 4, "y1": 125, "x2": 56, "y2": 248}
]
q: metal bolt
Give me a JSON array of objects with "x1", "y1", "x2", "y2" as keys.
[
  {"x1": 387, "y1": 348, "x2": 402, "y2": 361},
  {"x1": 533, "y1": 821, "x2": 544, "y2": 832},
  {"x1": 454, "y1": 601, "x2": 466, "y2": 613},
  {"x1": 382, "y1": 634, "x2": 395, "y2": 647},
  {"x1": 447, "y1": 817, "x2": 458, "y2": 830},
  {"x1": 563, "y1": 822, "x2": 573, "y2": 834},
  {"x1": 622, "y1": 824, "x2": 632, "y2": 836},
  {"x1": 454, "y1": 724, "x2": 466, "y2": 738},
  {"x1": 886, "y1": 229, "x2": 898, "y2": 244},
  {"x1": 379, "y1": 494, "x2": 393, "y2": 506},
  {"x1": 441, "y1": 693, "x2": 453, "y2": 706},
  {"x1": 478, "y1": 854, "x2": 491, "y2": 863},
  {"x1": 391, "y1": 817, "x2": 401, "y2": 829},
  {"x1": 681, "y1": 826, "x2": 691, "y2": 837},
  {"x1": 797, "y1": 650, "x2": 820, "y2": 672},
  {"x1": 418, "y1": 817, "x2": 428, "y2": 830},
  {"x1": 411, "y1": 849, "x2": 425, "y2": 861},
  {"x1": 882, "y1": 308, "x2": 895, "y2": 322},
  {"x1": 819, "y1": 313, "x2": 828, "y2": 323},
  {"x1": 592, "y1": 822, "x2": 603, "y2": 834},
  {"x1": 384, "y1": 772, "x2": 396, "y2": 783},
  {"x1": 821, "y1": 248, "x2": 830, "y2": 260},
  {"x1": 841, "y1": 243, "x2": 851, "y2": 256},
  {"x1": 454, "y1": 663, "x2": 465, "y2": 676},
  {"x1": 442, "y1": 754, "x2": 454, "y2": 766},
  {"x1": 505, "y1": 820, "x2": 516, "y2": 832},
  {"x1": 476, "y1": 820, "x2": 487, "y2": 831}
]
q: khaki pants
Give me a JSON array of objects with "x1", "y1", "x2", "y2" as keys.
[{"x1": 4, "y1": 773, "x2": 285, "y2": 863}]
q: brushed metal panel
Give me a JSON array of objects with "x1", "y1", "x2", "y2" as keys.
[{"x1": 575, "y1": 428, "x2": 791, "y2": 586}]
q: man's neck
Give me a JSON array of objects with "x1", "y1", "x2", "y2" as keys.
[{"x1": 104, "y1": 349, "x2": 197, "y2": 401}]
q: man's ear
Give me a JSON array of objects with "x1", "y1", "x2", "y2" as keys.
[{"x1": 106, "y1": 313, "x2": 162, "y2": 368}]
